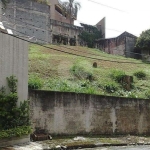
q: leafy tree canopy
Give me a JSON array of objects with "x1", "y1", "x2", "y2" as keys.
[
  {"x1": 79, "y1": 26, "x2": 103, "y2": 48},
  {"x1": 136, "y1": 29, "x2": 150, "y2": 50}
]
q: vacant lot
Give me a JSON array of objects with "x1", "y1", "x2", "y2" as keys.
[{"x1": 29, "y1": 44, "x2": 150, "y2": 99}]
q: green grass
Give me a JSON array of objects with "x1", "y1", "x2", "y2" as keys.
[{"x1": 29, "y1": 44, "x2": 150, "y2": 99}]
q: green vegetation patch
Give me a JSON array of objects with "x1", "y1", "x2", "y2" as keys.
[
  {"x1": 0, "y1": 126, "x2": 31, "y2": 139},
  {"x1": 110, "y1": 69, "x2": 126, "y2": 83},
  {"x1": 0, "y1": 76, "x2": 31, "y2": 139},
  {"x1": 28, "y1": 44, "x2": 150, "y2": 99},
  {"x1": 134, "y1": 70, "x2": 146, "y2": 79}
]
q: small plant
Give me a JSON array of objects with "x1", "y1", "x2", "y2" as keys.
[
  {"x1": 70, "y1": 64, "x2": 94, "y2": 81},
  {"x1": 116, "y1": 90, "x2": 138, "y2": 98},
  {"x1": 110, "y1": 69, "x2": 126, "y2": 83},
  {"x1": 28, "y1": 75, "x2": 43, "y2": 89},
  {"x1": 133, "y1": 70, "x2": 146, "y2": 79},
  {"x1": 0, "y1": 126, "x2": 31, "y2": 139},
  {"x1": 145, "y1": 90, "x2": 150, "y2": 99},
  {"x1": 103, "y1": 82, "x2": 118, "y2": 93}
]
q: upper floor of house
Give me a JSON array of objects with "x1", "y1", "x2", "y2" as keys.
[{"x1": 49, "y1": 0, "x2": 77, "y2": 25}]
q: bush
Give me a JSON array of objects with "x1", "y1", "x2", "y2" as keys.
[
  {"x1": 44, "y1": 79, "x2": 76, "y2": 92},
  {"x1": 0, "y1": 126, "x2": 31, "y2": 139},
  {"x1": 0, "y1": 76, "x2": 31, "y2": 138},
  {"x1": 110, "y1": 69, "x2": 126, "y2": 83},
  {"x1": 145, "y1": 90, "x2": 150, "y2": 99},
  {"x1": 103, "y1": 82, "x2": 118, "y2": 93},
  {"x1": 70, "y1": 64, "x2": 94, "y2": 81},
  {"x1": 136, "y1": 29, "x2": 150, "y2": 51},
  {"x1": 28, "y1": 75, "x2": 43, "y2": 89},
  {"x1": 133, "y1": 70, "x2": 146, "y2": 79}
]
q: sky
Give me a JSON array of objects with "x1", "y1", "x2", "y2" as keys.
[{"x1": 62, "y1": 0, "x2": 150, "y2": 38}]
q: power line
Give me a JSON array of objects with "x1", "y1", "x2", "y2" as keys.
[
  {"x1": 59, "y1": 45, "x2": 145, "y2": 59},
  {"x1": 88, "y1": 0, "x2": 128, "y2": 13},
  {"x1": 0, "y1": 11, "x2": 143, "y2": 59},
  {"x1": 1, "y1": 30, "x2": 146, "y2": 65},
  {"x1": 2, "y1": 18, "x2": 145, "y2": 59},
  {"x1": 2, "y1": 4, "x2": 128, "y2": 35},
  {"x1": 6, "y1": 23, "x2": 145, "y2": 59},
  {"x1": 1, "y1": 5, "x2": 130, "y2": 37},
  {"x1": 0, "y1": 8, "x2": 143, "y2": 58}
]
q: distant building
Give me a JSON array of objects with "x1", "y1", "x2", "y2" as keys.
[
  {"x1": 96, "y1": 17, "x2": 106, "y2": 38},
  {"x1": 49, "y1": 0, "x2": 77, "y2": 25},
  {"x1": 95, "y1": 31, "x2": 138, "y2": 58},
  {"x1": 0, "y1": 0, "x2": 105, "y2": 45}
]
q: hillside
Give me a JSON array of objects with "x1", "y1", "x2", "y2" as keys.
[{"x1": 29, "y1": 44, "x2": 150, "y2": 99}]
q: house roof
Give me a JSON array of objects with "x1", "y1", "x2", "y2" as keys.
[{"x1": 96, "y1": 31, "x2": 137, "y2": 42}]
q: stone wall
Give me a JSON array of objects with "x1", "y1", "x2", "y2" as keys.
[
  {"x1": 0, "y1": 32, "x2": 28, "y2": 104},
  {"x1": 125, "y1": 36, "x2": 137, "y2": 58},
  {"x1": 29, "y1": 90, "x2": 150, "y2": 135},
  {"x1": 2, "y1": 0, "x2": 51, "y2": 43},
  {"x1": 96, "y1": 32, "x2": 137, "y2": 58}
]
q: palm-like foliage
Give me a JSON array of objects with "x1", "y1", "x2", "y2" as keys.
[{"x1": 62, "y1": 0, "x2": 81, "y2": 24}]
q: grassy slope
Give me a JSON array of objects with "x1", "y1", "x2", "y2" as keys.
[{"x1": 29, "y1": 44, "x2": 150, "y2": 99}]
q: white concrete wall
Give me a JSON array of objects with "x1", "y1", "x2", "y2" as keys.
[
  {"x1": 0, "y1": 32, "x2": 28, "y2": 103},
  {"x1": 29, "y1": 90, "x2": 150, "y2": 135}
]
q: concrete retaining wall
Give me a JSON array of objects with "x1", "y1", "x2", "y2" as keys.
[{"x1": 29, "y1": 90, "x2": 150, "y2": 135}]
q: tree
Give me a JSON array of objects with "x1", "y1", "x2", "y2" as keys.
[
  {"x1": 62, "y1": 0, "x2": 81, "y2": 24},
  {"x1": 136, "y1": 29, "x2": 150, "y2": 51},
  {"x1": 79, "y1": 26, "x2": 103, "y2": 48}
]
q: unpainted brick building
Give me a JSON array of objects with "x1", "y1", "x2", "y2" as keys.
[{"x1": 96, "y1": 31, "x2": 138, "y2": 58}]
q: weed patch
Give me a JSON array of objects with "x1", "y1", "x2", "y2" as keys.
[
  {"x1": 28, "y1": 75, "x2": 43, "y2": 89},
  {"x1": 134, "y1": 70, "x2": 146, "y2": 79}
]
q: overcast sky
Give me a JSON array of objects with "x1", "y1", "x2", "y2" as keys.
[{"x1": 62, "y1": 0, "x2": 150, "y2": 38}]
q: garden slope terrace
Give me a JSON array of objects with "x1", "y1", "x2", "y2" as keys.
[{"x1": 29, "y1": 44, "x2": 150, "y2": 99}]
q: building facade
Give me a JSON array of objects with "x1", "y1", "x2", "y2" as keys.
[
  {"x1": 96, "y1": 31, "x2": 137, "y2": 58},
  {"x1": 0, "y1": 0, "x2": 104, "y2": 45},
  {"x1": 49, "y1": 0, "x2": 77, "y2": 25}
]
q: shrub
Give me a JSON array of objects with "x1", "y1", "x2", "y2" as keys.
[
  {"x1": 0, "y1": 76, "x2": 30, "y2": 137},
  {"x1": 110, "y1": 69, "x2": 126, "y2": 83},
  {"x1": 44, "y1": 79, "x2": 76, "y2": 92},
  {"x1": 70, "y1": 64, "x2": 94, "y2": 81},
  {"x1": 145, "y1": 90, "x2": 150, "y2": 99},
  {"x1": 28, "y1": 75, "x2": 43, "y2": 89},
  {"x1": 84, "y1": 86, "x2": 96, "y2": 94},
  {"x1": 0, "y1": 126, "x2": 31, "y2": 139},
  {"x1": 103, "y1": 82, "x2": 118, "y2": 93},
  {"x1": 136, "y1": 29, "x2": 150, "y2": 51},
  {"x1": 133, "y1": 70, "x2": 146, "y2": 79}
]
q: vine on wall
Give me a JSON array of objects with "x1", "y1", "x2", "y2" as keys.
[
  {"x1": 79, "y1": 25, "x2": 103, "y2": 48},
  {"x1": 0, "y1": 76, "x2": 31, "y2": 139}
]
